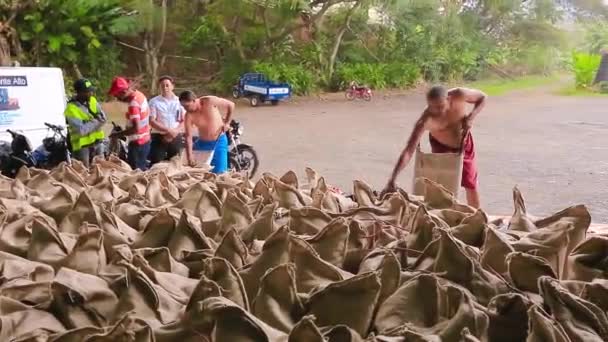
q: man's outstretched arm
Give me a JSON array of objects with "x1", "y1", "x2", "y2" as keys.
[{"x1": 383, "y1": 114, "x2": 428, "y2": 192}]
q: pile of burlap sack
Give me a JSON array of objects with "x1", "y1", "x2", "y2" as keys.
[{"x1": 0, "y1": 155, "x2": 607, "y2": 342}]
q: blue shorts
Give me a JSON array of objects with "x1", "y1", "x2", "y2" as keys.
[{"x1": 193, "y1": 133, "x2": 228, "y2": 174}]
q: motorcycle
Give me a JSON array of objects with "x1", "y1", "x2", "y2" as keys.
[
  {"x1": 0, "y1": 129, "x2": 36, "y2": 178},
  {"x1": 32, "y1": 122, "x2": 71, "y2": 168},
  {"x1": 227, "y1": 120, "x2": 259, "y2": 178},
  {"x1": 345, "y1": 82, "x2": 372, "y2": 101},
  {"x1": 105, "y1": 121, "x2": 128, "y2": 162}
]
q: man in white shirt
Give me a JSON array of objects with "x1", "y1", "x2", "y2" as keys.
[{"x1": 148, "y1": 76, "x2": 186, "y2": 164}]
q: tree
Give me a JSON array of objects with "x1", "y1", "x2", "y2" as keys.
[{"x1": 0, "y1": 0, "x2": 37, "y2": 66}]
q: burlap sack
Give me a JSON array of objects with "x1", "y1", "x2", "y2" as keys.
[
  {"x1": 450, "y1": 210, "x2": 488, "y2": 248},
  {"x1": 253, "y1": 178, "x2": 274, "y2": 205},
  {"x1": 511, "y1": 222, "x2": 572, "y2": 280},
  {"x1": 567, "y1": 236, "x2": 608, "y2": 282},
  {"x1": 480, "y1": 226, "x2": 515, "y2": 277},
  {"x1": 334, "y1": 193, "x2": 413, "y2": 228},
  {"x1": 25, "y1": 170, "x2": 62, "y2": 194},
  {"x1": 215, "y1": 228, "x2": 249, "y2": 269},
  {"x1": 218, "y1": 189, "x2": 254, "y2": 238},
  {"x1": 61, "y1": 224, "x2": 107, "y2": 275},
  {"x1": 185, "y1": 296, "x2": 289, "y2": 341},
  {"x1": 49, "y1": 163, "x2": 88, "y2": 193},
  {"x1": 132, "y1": 209, "x2": 177, "y2": 249},
  {"x1": 175, "y1": 182, "x2": 222, "y2": 237},
  {"x1": 167, "y1": 210, "x2": 216, "y2": 260},
  {"x1": 144, "y1": 172, "x2": 180, "y2": 207},
  {"x1": 59, "y1": 192, "x2": 103, "y2": 234},
  {"x1": 112, "y1": 261, "x2": 184, "y2": 327},
  {"x1": 526, "y1": 305, "x2": 570, "y2": 342},
  {"x1": 31, "y1": 183, "x2": 78, "y2": 224},
  {"x1": 241, "y1": 202, "x2": 279, "y2": 243},
  {"x1": 117, "y1": 171, "x2": 148, "y2": 196},
  {"x1": 272, "y1": 178, "x2": 309, "y2": 210},
  {"x1": 251, "y1": 263, "x2": 304, "y2": 333},
  {"x1": 539, "y1": 276, "x2": 608, "y2": 341},
  {"x1": 0, "y1": 251, "x2": 54, "y2": 308},
  {"x1": 507, "y1": 187, "x2": 537, "y2": 232},
  {"x1": 0, "y1": 296, "x2": 66, "y2": 341},
  {"x1": 303, "y1": 272, "x2": 380, "y2": 337},
  {"x1": 414, "y1": 178, "x2": 475, "y2": 214},
  {"x1": 133, "y1": 247, "x2": 190, "y2": 277},
  {"x1": 486, "y1": 293, "x2": 533, "y2": 342},
  {"x1": 352, "y1": 180, "x2": 378, "y2": 208},
  {"x1": 98, "y1": 208, "x2": 139, "y2": 253},
  {"x1": 131, "y1": 254, "x2": 198, "y2": 306},
  {"x1": 413, "y1": 229, "x2": 511, "y2": 306},
  {"x1": 51, "y1": 267, "x2": 118, "y2": 328},
  {"x1": 320, "y1": 325, "x2": 366, "y2": 342},
  {"x1": 507, "y1": 252, "x2": 557, "y2": 294},
  {"x1": 311, "y1": 177, "x2": 341, "y2": 213},
  {"x1": 290, "y1": 207, "x2": 333, "y2": 235},
  {"x1": 0, "y1": 198, "x2": 56, "y2": 226},
  {"x1": 406, "y1": 206, "x2": 439, "y2": 257},
  {"x1": 0, "y1": 213, "x2": 37, "y2": 257},
  {"x1": 358, "y1": 250, "x2": 401, "y2": 308},
  {"x1": 304, "y1": 217, "x2": 350, "y2": 268},
  {"x1": 86, "y1": 176, "x2": 128, "y2": 203},
  {"x1": 374, "y1": 273, "x2": 489, "y2": 340},
  {"x1": 50, "y1": 315, "x2": 154, "y2": 342},
  {"x1": 27, "y1": 218, "x2": 72, "y2": 269},
  {"x1": 188, "y1": 257, "x2": 249, "y2": 312},
  {"x1": 114, "y1": 200, "x2": 158, "y2": 231},
  {"x1": 288, "y1": 315, "x2": 324, "y2": 342}
]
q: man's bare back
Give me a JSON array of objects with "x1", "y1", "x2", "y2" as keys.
[
  {"x1": 179, "y1": 92, "x2": 235, "y2": 167},
  {"x1": 186, "y1": 97, "x2": 226, "y2": 141}
]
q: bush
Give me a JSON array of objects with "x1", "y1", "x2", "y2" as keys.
[
  {"x1": 253, "y1": 62, "x2": 317, "y2": 95},
  {"x1": 334, "y1": 63, "x2": 420, "y2": 90},
  {"x1": 572, "y1": 52, "x2": 601, "y2": 88}
]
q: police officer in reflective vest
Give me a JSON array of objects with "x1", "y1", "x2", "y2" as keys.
[{"x1": 64, "y1": 79, "x2": 106, "y2": 167}]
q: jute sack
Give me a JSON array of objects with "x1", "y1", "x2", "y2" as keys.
[{"x1": 412, "y1": 142, "x2": 463, "y2": 197}]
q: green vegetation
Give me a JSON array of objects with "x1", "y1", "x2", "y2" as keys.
[
  {"x1": 1, "y1": 0, "x2": 607, "y2": 97},
  {"x1": 468, "y1": 75, "x2": 562, "y2": 96}
]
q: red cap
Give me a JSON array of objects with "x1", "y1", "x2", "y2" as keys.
[{"x1": 108, "y1": 77, "x2": 130, "y2": 97}]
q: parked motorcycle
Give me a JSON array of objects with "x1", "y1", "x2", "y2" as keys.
[
  {"x1": 105, "y1": 121, "x2": 128, "y2": 162},
  {"x1": 345, "y1": 82, "x2": 372, "y2": 101},
  {"x1": 32, "y1": 122, "x2": 71, "y2": 168},
  {"x1": 227, "y1": 120, "x2": 259, "y2": 178},
  {"x1": 0, "y1": 129, "x2": 36, "y2": 178}
]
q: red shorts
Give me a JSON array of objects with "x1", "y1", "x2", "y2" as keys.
[{"x1": 429, "y1": 132, "x2": 478, "y2": 190}]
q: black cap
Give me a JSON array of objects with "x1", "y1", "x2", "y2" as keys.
[{"x1": 74, "y1": 78, "x2": 95, "y2": 93}]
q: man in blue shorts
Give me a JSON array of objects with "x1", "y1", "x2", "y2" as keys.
[{"x1": 178, "y1": 90, "x2": 235, "y2": 173}]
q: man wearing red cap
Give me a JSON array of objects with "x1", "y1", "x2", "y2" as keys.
[{"x1": 108, "y1": 77, "x2": 151, "y2": 171}]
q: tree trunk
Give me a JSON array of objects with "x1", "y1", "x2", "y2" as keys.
[
  {"x1": 327, "y1": 0, "x2": 363, "y2": 81},
  {"x1": 0, "y1": 35, "x2": 11, "y2": 66},
  {"x1": 143, "y1": 0, "x2": 167, "y2": 94},
  {"x1": 72, "y1": 63, "x2": 83, "y2": 79}
]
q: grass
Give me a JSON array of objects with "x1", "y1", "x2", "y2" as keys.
[
  {"x1": 555, "y1": 86, "x2": 608, "y2": 97},
  {"x1": 466, "y1": 75, "x2": 560, "y2": 96}
]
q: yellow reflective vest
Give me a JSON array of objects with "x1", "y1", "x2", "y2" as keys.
[{"x1": 64, "y1": 97, "x2": 105, "y2": 151}]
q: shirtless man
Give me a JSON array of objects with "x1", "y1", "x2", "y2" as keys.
[
  {"x1": 178, "y1": 90, "x2": 235, "y2": 173},
  {"x1": 382, "y1": 85, "x2": 487, "y2": 208}
]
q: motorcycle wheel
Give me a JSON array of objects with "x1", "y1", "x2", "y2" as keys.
[
  {"x1": 345, "y1": 91, "x2": 355, "y2": 101},
  {"x1": 229, "y1": 145, "x2": 259, "y2": 178},
  {"x1": 363, "y1": 92, "x2": 372, "y2": 101}
]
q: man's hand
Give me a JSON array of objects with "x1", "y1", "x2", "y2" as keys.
[{"x1": 380, "y1": 181, "x2": 397, "y2": 198}]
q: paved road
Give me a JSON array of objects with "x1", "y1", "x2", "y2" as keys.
[{"x1": 236, "y1": 88, "x2": 608, "y2": 222}]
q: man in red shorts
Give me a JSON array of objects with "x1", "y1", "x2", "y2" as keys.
[{"x1": 382, "y1": 85, "x2": 487, "y2": 208}]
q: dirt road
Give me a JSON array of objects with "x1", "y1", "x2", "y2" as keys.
[{"x1": 235, "y1": 88, "x2": 608, "y2": 222}]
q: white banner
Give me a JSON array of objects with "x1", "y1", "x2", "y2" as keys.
[{"x1": 0, "y1": 67, "x2": 67, "y2": 148}]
